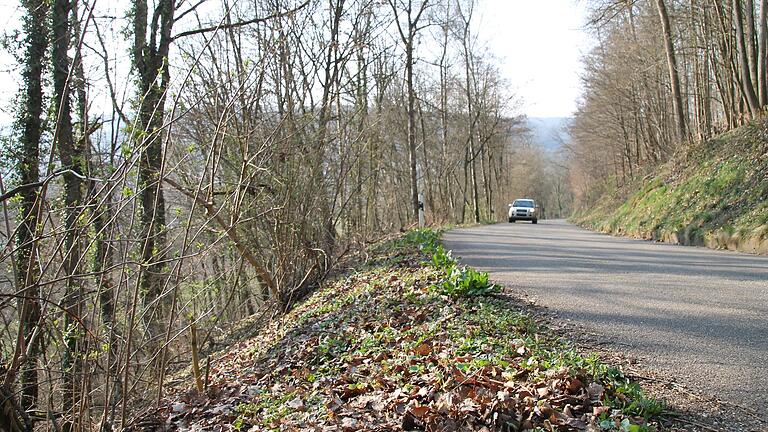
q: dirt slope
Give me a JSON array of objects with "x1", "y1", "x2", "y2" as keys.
[{"x1": 129, "y1": 230, "x2": 666, "y2": 431}]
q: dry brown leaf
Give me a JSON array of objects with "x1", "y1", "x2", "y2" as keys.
[
  {"x1": 409, "y1": 405, "x2": 430, "y2": 418},
  {"x1": 567, "y1": 377, "x2": 584, "y2": 394},
  {"x1": 412, "y1": 343, "x2": 432, "y2": 356}
]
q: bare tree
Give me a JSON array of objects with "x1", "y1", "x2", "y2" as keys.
[
  {"x1": 734, "y1": 0, "x2": 762, "y2": 116},
  {"x1": 389, "y1": 0, "x2": 430, "y2": 223},
  {"x1": 0, "y1": 1, "x2": 526, "y2": 427},
  {"x1": 655, "y1": 0, "x2": 688, "y2": 140}
]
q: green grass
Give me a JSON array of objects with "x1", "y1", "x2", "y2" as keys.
[{"x1": 574, "y1": 122, "x2": 768, "y2": 252}]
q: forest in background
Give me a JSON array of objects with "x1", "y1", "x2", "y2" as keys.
[
  {"x1": 570, "y1": 0, "x2": 768, "y2": 207},
  {"x1": 12, "y1": 0, "x2": 768, "y2": 427},
  {"x1": 0, "y1": 0, "x2": 575, "y2": 429}
]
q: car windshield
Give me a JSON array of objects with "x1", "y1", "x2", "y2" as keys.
[{"x1": 513, "y1": 200, "x2": 534, "y2": 208}]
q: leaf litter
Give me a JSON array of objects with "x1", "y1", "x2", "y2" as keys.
[{"x1": 131, "y1": 230, "x2": 663, "y2": 432}]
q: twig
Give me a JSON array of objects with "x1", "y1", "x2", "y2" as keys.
[
  {"x1": 204, "y1": 356, "x2": 210, "y2": 392},
  {"x1": 171, "y1": 0, "x2": 310, "y2": 41}
]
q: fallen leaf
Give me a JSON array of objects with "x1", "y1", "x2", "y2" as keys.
[
  {"x1": 286, "y1": 397, "x2": 305, "y2": 411},
  {"x1": 536, "y1": 386, "x2": 550, "y2": 398},
  {"x1": 567, "y1": 378, "x2": 584, "y2": 394},
  {"x1": 412, "y1": 343, "x2": 432, "y2": 356},
  {"x1": 587, "y1": 383, "x2": 605, "y2": 399},
  {"x1": 340, "y1": 417, "x2": 358, "y2": 431},
  {"x1": 409, "y1": 405, "x2": 430, "y2": 418}
]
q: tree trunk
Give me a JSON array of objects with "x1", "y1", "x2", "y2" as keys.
[
  {"x1": 746, "y1": 0, "x2": 760, "y2": 91},
  {"x1": 758, "y1": 0, "x2": 768, "y2": 105},
  {"x1": 458, "y1": 0, "x2": 480, "y2": 223},
  {"x1": 389, "y1": 0, "x2": 429, "y2": 224},
  {"x1": 53, "y1": 0, "x2": 86, "y2": 426},
  {"x1": 406, "y1": 37, "x2": 420, "y2": 223},
  {"x1": 52, "y1": 0, "x2": 88, "y2": 428},
  {"x1": 418, "y1": 101, "x2": 434, "y2": 221},
  {"x1": 132, "y1": 0, "x2": 175, "y2": 342},
  {"x1": 12, "y1": 0, "x2": 49, "y2": 414},
  {"x1": 735, "y1": 0, "x2": 762, "y2": 116},
  {"x1": 439, "y1": 14, "x2": 453, "y2": 220},
  {"x1": 655, "y1": 0, "x2": 688, "y2": 141}
]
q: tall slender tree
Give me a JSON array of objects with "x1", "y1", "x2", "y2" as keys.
[
  {"x1": 131, "y1": 0, "x2": 175, "y2": 341},
  {"x1": 389, "y1": 0, "x2": 430, "y2": 223},
  {"x1": 758, "y1": 0, "x2": 768, "y2": 104},
  {"x1": 734, "y1": 0, "x2": 762, "y2": 117},
  {"x1": 456, "y1": 0, "x2": 480, "y2": 223},
  {"x1": 51, "y1": 0, "x2": 87, "y2": 427},
  {"x1": 654, "y1": 0, "x2": 687, "y2": 141},
  {"x1": 9, "y1": 0, "x2": 50, "y2": 414}
]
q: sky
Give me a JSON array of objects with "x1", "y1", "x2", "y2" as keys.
[
  {"x1": 477, "y1": 0, "x2": 594, "y2": 119},
  {"x1": 0, "y1": 0, "x2": 594, "y2": 127}
]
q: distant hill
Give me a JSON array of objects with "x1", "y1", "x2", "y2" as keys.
[{"x1": 526, "y1": 117, "x2": 572, "y2": 152}]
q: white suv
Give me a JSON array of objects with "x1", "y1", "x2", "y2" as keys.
[{"x1": 508, "y1": 199, "x2": 538, "y2": 224}]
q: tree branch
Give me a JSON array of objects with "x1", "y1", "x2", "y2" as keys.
[
  {"x1": 174, "y1": 0, "x2": 207, "y2": 23},
  {"x1": 163, "y1": 177, "x2": 279, "y2": 300},
  {"x1": 0, "y1": 169, "x2": 104, "y2": 203},
  {"x1": 171, "y1": 0, "x2": 310, "y2": 41}
]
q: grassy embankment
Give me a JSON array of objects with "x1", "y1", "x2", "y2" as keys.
[
  {"x1": 573, "y1": 123, "x2": 768, "y2": 254},
  {"x1": 138, "y1": 229, "x2": 666, "y2": 431}
]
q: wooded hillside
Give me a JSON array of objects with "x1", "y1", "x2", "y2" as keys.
[
  {"x1": 570, "y1": 0, "x2": 768, "y2": 205},
  {"x1": 0, "y1": 0, "x2": 543, "y2": 428}
]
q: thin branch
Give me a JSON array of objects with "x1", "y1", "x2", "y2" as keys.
[
  {"x1": 174, "y1": 0, "x2": 207, "y2": 23},
  {"x1": 171, "y1": 0, "x2": 311, "y2": 41},
  {"x1": 0, "y1": 169, "x2": 105, "y2": 203}
]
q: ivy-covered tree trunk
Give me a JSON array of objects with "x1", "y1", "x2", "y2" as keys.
[
  {"x1": 13, "y1": 0, "x2": 49, "y2": 414},
  {"x1": 52, "y1": 0, "x2": 86, "y2": 428}
]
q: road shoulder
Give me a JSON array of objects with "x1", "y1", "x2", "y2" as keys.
[{"x1": 500, "y1": 286, "x2": 768, "y2": 432}]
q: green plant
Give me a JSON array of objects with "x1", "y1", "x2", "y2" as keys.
[
  {"x1": 602, "y1": 369, "x2": 665, "y2": 418},
  {"x1": 598, "y1": 417, "x2": 657, "y2": 432},
  {"x1": 400, "y1": 228, "x2": 442, "y2": 253},
  {"x1": 432, "y1": 265, "x2": 500, "y2": 298},
  {"x1": 430, "y1": 245, "x2": 455, "y2": 272}
]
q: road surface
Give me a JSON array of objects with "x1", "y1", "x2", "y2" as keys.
[{"x1": 443, "y1": 220, "x2": 768, "y2": 423}]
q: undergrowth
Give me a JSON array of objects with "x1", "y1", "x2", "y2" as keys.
[
  {"x1": 574, "y1": 122, "x2": 768, "y2": 254},
  {"x1": 403, "y1": 229, "x2": 500, "y2": 298},
  {"x1": 141, "y1": 228, "x2": 665, "y2": 432}
]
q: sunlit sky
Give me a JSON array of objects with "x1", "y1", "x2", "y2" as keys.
[
  {"x1": 0, "y1": 0, "x2": 593, "y2": 124},
  {"x1": 478, "y1": 0, "x2": 594, "y2": 118}
]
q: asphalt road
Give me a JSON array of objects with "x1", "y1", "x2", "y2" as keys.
[{"x1": 443, "y1": 220, "x2": 768, "y2": 421}]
